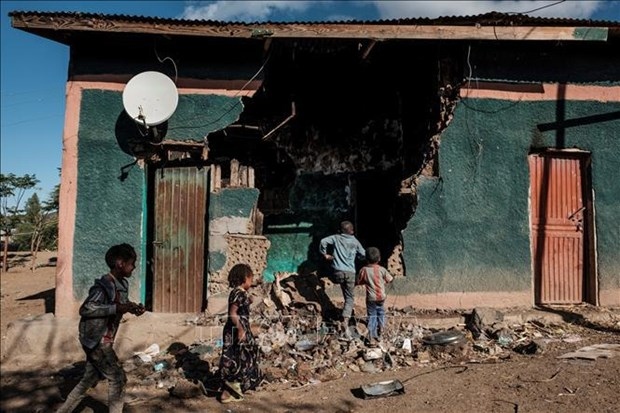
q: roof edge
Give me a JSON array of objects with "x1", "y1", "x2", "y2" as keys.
[{"x1": 9, "y1": 11, "x2": 615, "y2": 44}]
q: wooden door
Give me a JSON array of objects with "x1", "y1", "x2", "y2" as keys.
[
  {"x1": 529, "y1": 153, "x2": 589, "y2": 305},
  {"x1": 152, "y1": 166, "x2": 209, "y2": 312}
]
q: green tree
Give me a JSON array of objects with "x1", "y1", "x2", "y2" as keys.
[
  {"x1": 0, "y1": 173, "x2": 39, "y2": 271},
  {"x1": 45, "y1": 182, "x2": 60, "y2": 212},
  {"x1": 14, "y1": 194, "x2": 42, "y2": 250},
  {"x1": 15, "y1": 192, "x2": 58, "y2": 271},
  {"x1": 42, "y1": 182, "x2": 60, "y2": 250}
]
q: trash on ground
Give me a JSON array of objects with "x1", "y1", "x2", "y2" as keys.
[
  {"x1": 422, "y1": 330, "x2": 464, "y2": 346},
  {"x1": 557, "y1": 344, "x2": 620, "y2": 360},
  {"x1": 360, "y1": 379, "x2": 405, "y2": 399},
  {"x1": 134, "y1": 343, "x2": 160, "y2": 363}
]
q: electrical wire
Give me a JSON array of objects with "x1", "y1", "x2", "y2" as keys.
[
  {"x1": 170, "y1": 53, "x2": 272, "y2": 133},
  {"x1": 465, "y1": 44, "x2": 473, "y2": 98},
  {"x1": 154, "y1": 44, "x2": 178, "y2": 84},
  {"x1": 507, "y1": 0, "x2": 566, "y2": 15},
  {"x1": 147, "y1": 38, "x2": 271, "y2": 137}
]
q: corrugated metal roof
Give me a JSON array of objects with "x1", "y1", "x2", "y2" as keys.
[
  {"x1": 10, "y1": 10, "x2": 617, "y2": 45},
  {"x1": 8, "y1": 10, "x2": 620, "y2": 27}
]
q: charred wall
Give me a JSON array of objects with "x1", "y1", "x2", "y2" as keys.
[{"x1": 234, "y1": 40, "x2": 465, "y2": 281}]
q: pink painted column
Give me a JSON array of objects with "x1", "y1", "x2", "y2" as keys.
[{"x1": 55, "y1": 81, "x2": 80, "y2": 317}]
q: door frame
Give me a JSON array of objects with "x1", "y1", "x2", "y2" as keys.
[
  {"x1": 145, "y1": 162, "x2": 211, "y2": 312},
  {"x1": 528, "y1": 149, "x2": 597, "y2": 306}
]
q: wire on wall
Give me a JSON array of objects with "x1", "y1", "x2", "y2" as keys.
[
  {"x1": 185, "y1": 53, "x2": 272, "y2": 134},
  {"x1": 154, "y1": 45, "x2": 179, "y2": 84}
]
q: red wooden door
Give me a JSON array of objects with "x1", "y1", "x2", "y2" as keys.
[
  {"x1": 153, "y1": 166, "x2": 209, "y2": 312},
  {"x1": 529, "y1": 153, "x2": 586, "y2": 305}
]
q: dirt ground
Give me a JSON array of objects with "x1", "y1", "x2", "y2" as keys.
[{"x1": 1, "y1": 251, "x2": 620, "y2": 413}]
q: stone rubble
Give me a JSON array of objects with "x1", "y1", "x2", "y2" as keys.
[{"x1": 113, "y1": 278, "x2": 617, "y2": 399}]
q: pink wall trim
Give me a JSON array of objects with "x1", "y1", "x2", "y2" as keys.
[
  {"x1": 69, "y1": 76, "x2": 258, "y2": 97},
  {"x1": 461, "y1": 82, "x2": 620, "y2": 102},
  {"x1": 381, "y1": 291, "x2": 533, "y2": 309},
  {"x1": 600, "y1": 289, "x2": 620, "y2": 307},
  {"x1": 209, "y1": 288, "x2": 620, "y2": 314},
  {"x1": 55, "y1": 82, "x2": 81, "y2": 317}
]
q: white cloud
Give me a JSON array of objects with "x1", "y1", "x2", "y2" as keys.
[
  {"x1": 372, "y1": 1, "x2": 603, "y2": 19},
  {"x1": 181, "y1": 0, "x2": 312, "y2": 21},
  {"x1": 180, "y1": 0, "x2": 605, "y2": 22}
]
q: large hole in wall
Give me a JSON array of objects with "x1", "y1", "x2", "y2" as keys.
[
  {"x1": 219, "y1": 41, "x2": 459, "y2": 277},
  {"x1": 242, "y1": 40, "x2": 459, "y2": 275}
]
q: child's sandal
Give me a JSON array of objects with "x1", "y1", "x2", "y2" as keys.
[
  {"x1": 220, "y1": 396, "x2": 243, "y2": 404},
  {"x1": 220, "y1": 393, "x2": 244, "y2": 404},
  {"x1": 224, "y1": 381, "x2": 244, "y2": 399}
]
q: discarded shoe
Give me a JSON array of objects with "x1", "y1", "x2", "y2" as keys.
[
  {"x1": 224, "y1": 381, "x2": 244, "y2": 399},
  {"x1": 220, "y1": 392, "x2": 244, "y2": 404}
]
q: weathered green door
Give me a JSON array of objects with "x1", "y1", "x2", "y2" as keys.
[{"x1": 152, "y1": 166, "x2": 209, "y2": 312}]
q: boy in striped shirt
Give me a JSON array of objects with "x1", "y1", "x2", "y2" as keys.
[{"x1": 356, "y1": 247, "x2": 394, "y2": 345}]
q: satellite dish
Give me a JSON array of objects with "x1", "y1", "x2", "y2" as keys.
[{"x1": 122, "y1": 71, "x2": 178, "y2": 127}]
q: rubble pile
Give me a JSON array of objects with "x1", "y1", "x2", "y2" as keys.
[{"x1": 118, "y1": 278, "x2": 616, "y2": 399}]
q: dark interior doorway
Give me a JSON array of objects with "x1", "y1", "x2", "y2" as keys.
[{"x1": 353, "y1": 170, "x2": 405, "y2": 267}]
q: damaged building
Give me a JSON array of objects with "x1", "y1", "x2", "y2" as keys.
[{"x1": 9, "y1": 11, "x2": 620, "y2": 317}]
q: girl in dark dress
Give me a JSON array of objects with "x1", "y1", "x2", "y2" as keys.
[{"x1": 219, "y1": 263, "x2": 262, "y2": 403}]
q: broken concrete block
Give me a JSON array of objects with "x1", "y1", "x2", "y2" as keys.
[{"x1": 467, "y1": 308, "x2": 505, "y2": 339}]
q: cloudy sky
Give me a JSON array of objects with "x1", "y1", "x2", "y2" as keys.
[{"x1": 179, "y1": 1, "x2": 612, "y2": 21}]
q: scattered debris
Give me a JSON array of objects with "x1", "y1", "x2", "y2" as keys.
[
  {"x1": 466, "y1": 308, "x2": 504, "y2": 339},
  {"x1": 360, "y1": 379, "x2": 405, "y2": 399},
  {"x1": 513, "y1": 341, "x2": 541, "y2": 355},
  {"x1": 402, "y1": 338, "x2": 412, "y2": 353},
  {"x1": 557, "y1": 344, "x2": 620, "y2": 360},
  {"x1": 115, "y1": 288, "x2": 619, "y2": 395},
  {"x1": 133, "y1": 343, "x2": 160, "y2": 363},
  {"x1": 422, "y1": 330, "x2": 464, "y2": 346}
]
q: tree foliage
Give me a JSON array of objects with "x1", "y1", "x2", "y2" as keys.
[
  {"x1": 14, "y1": 192, "x2": 58, "y2": 271},
  {"x1": 0, "y1": 173, "x2": 39, "y2": 271}
]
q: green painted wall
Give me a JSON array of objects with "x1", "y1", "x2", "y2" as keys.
[
  {"x1": 73, "y1": 90, "x2": 242, "y2": 301},
  {"x1": 404, "y1": 98, "x2": 620, "y2": 293},
  {"x1": 74, "y1": 90, "x2": 144, "y2": 301},
  {"x1": 263, "y1": 173, "x2": 350, "y2": 281},
  {"x1": 167, "y1": 95, "x2": 243, "y2": 140},
  {"x1": 209, "y1": 188, "x2": 260, "y2": 220},
  {"x1": 263, "y1": 221, "x2": 316, "y2": 283}
]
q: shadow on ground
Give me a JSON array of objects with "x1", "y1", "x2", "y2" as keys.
[
  {"x1": 17, "y1": 288, "x2": 55, "y2": 313},
  {"x1": 535, "y1": 305, "x2": 620, "y2": 334},
  {"x1": 0, "y1": 365, "x2": 356, "y2": 413}
]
